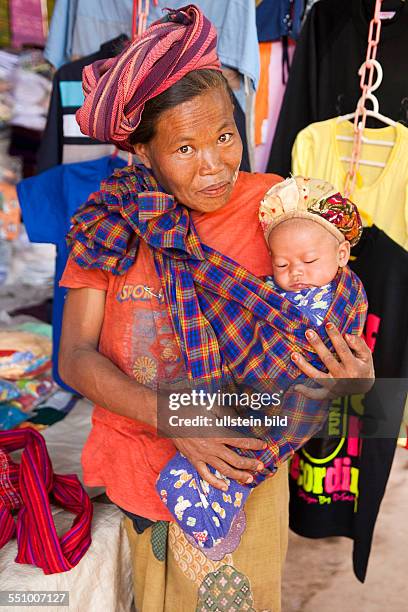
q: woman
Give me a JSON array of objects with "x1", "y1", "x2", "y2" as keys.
[{"x1": 59, "y1": 6, "x2": 374, "y2": 611}]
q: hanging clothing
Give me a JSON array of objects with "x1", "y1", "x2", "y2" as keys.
[
  {"x1": 8, "y1": 125, "x2": 43, "y2": 178},
  {"x1": 342, "y1": 229, "x2": 406, "y2": 580},
  {"x1": 9, "y1": 0, "x2": 49, "y2": 48},
  {"x1": 256, "y1": 0, "x2": 305, "y2": 41},
  {"x1": 350, "y1": 226, "x2": 408, "y2": 394},
  {"x1": 37, "y1": 35, "x2": 128, "y2": 172},
  {"x1": 148, "y1": 1, "x2": 260, "y2": 92},
  {"x1": 303, "y1": 0, "x2": 320, "y2": 21},
  {"x1": 0, "y1": 428, "x2": 93, "y2": 575},
  {"x1": 289, "y1": 225, "x2": 408, "y2": 581},
  {"x1": 16, "y1": 155, "x2": 127, "y2": 389},
  {"x1": 0, "y1": 180, "x2": 20, "y2": 241},
  {"x1": 292, "y1": 118, "x2": 408, "y2": 250},
  {"x1": 254, "y1": 40, "x2": 296, "y2": 172},
  {"x1": 42, "y1": 0, "x2": 75, "y2": 67},
  {"x1": 44, "y1": 0, "x2": 260, "y2": 93},
  {"x1": 267, "y1": 0, "x2": 408, "y2": 177},
  {"x1": 10, "y1": 65, "x2": 52, "y2": 132},
  {"x1": 255, "y1": 42, "x2": 273, "y2": 146}
]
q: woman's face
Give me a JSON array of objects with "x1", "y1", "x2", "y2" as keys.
[{"x1": 134, "y1": 87, "x2": 243, "y2": 213}]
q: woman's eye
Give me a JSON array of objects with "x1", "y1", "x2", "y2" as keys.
[
  {"x1": 218, "y1": 133, "x2": 233, "y2": 144},
  {"x1": 178, "y1": 145, "x2": 193, "y2": 154}
]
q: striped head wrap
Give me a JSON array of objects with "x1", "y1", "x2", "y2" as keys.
[{"x1": 76, "y1": 5, "x2": 221, "y2": 152}]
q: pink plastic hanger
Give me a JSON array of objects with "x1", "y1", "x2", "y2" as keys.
[{"x1": 336, "y1": 0, "x2": 398, "y2": 195}]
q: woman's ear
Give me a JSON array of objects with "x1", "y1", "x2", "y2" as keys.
[
  {"x1": 133, "y1": 142, "x2": 152, "y2": 169},
  {"x1": 337, "y1": 240, "x2": 351, "y2": 267}
]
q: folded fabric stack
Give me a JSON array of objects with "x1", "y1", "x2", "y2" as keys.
[
  {"x1": 0, "y1": 323, "x2": 58, "y2": 429},
  {"x1": 0, "y1": 180, "x2": 20, "y2": 241},
  {"x1": 0, "y1": 224, "x2": 55, "y2": 294},
  {"x1": 0, "y1": 328, "x2": 52, "y2": 376},
  {"x1": 9, "y1": 50, "x2": 52, "y2": 132}
]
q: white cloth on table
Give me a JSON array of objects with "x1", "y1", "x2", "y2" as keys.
[
  {"x1": 0, "y1": 399, "x2": 133, "y2": 612},
  {"x1": 0, "y1": 504, "x2": 133, "y2": 612}
]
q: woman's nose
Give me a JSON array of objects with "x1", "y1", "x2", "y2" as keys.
[{"x1": 199, "y1": 148, "x2": 224, "y2": 175}]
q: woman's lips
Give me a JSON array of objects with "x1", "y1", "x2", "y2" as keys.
[{"x1": 199, "y1": 181, "x2": 229, "y2": 197}]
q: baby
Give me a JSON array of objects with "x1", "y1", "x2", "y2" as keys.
[
  {"x1": 157, "y1": 176, "x2": 367, "y2": 550},
  {"x1": 260, "y1": 176, "x2": 360, "y2": 325}
]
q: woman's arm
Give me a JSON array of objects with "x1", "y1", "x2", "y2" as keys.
[{"x1": 59, "y1": 287, "x2": 158, "y2": 426}]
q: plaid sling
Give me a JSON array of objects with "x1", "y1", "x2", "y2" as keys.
[{"x1": 67, "y1": 165, "x2": 367, "y2": 474}]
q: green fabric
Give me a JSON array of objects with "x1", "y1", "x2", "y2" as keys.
[
  {"x1": 150, "y1": 521, "x2": 169, "y2": 562},
  {"x1": 196, "y1": 565, "x2": 255, "y2": 611},
  {"x1": 0, "y1": 0, "x2": 10, "y2": 47},
  {"x1": 19, "y1": 322, "x2": 53, "y2": 339},
  {"x1": 28, "y1": 407, "x2": 66, "y2": 426},
  {"x1": 47, "y1": 0, "x2": 55, "y2": 24}
]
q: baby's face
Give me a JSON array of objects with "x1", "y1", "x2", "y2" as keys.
[{"x1": 268, "y1": 219, "x2": 350, "y2": 292}]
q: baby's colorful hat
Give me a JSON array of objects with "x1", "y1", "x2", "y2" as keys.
[{"x1": 259, "y1": 176, "x2": 363, "y2": 247}]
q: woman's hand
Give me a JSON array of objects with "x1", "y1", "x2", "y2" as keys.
[
  {"x1": 291, "y1": 322, "x2": 375, "y2": 400},
  {"x1": 172, "y1": 435, "x2": 266, "y2": 491}
]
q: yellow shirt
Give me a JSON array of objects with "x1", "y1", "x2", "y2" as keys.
[{"x1": 292, "y1": 118, "x2": 408, "y2": 250}]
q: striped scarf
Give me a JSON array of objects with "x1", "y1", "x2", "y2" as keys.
[
  {"x1": 0, "y1": 429, "x2": 93, "y2": 575},
  {"x1": 76, "y1": 5, "x2": 221, "y2": 152},
  {"x1": 67, "y1": 164, "x2": 367, "y2": 394}
]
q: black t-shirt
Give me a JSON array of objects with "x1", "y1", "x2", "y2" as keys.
[
  {"x1": 267, "y1": 0, "x2": 408, "y2": 176},
  {"x1": 289, "y1": 226, "x2": 408, "y2": 582}
]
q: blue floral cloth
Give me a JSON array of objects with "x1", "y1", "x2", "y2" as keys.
[
  {"x1": 157, "y1": 454, "x2": 250, "y2": 549},
  {"x1": 265, "y1": 277, "x2": 335, "y2": 326}
]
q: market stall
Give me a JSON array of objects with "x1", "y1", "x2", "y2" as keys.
[{"x1": 0, "y1": 2, "x2": 407, "y2": 611}]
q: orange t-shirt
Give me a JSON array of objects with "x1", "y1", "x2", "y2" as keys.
[{"x1": 60, "y1": 171, "x2": 282, "y2": 519}]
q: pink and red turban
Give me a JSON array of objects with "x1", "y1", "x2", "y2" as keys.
[{"x1": 76, "y1": 5, "x2": 221, "y2": 152}]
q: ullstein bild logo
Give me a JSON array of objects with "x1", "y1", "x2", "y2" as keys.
[{"x1": 166, "y1": 413, "x2": 288, "y2": 428}]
